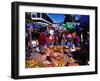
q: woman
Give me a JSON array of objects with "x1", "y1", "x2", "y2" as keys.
[{"x1": 38, "y1": 32, "x2": 46, "y2": 54}]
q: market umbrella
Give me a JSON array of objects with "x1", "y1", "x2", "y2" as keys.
[{"x1": 63, "y1": 23, "x2": 75, "y2": 33}]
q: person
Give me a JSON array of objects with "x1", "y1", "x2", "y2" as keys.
[
  {"x1": 63, "y1": 46, "x2": 73, "y2": 57},
  {"x1": 76, "y1": 35, "x2": 81, "y2": 47},
  {"x1": 25, "y1": 29, "x2": 30, "y2": 47},
  {"x1": 61, "y1": 32, "x2": 67, "y2": 46},
  {"x1": 49, "y1": 34, "x2": 55, "y2": 47},
  {"x1": 54, "y1": 35, "x2": 59, "y2": 46},
  {"x1": 38, "y1": 32, "x2": 46, "y2": 54},
  {"x1": 72, "y1": 32, "x2": 80, "y2": 48},
  {"x1": 58, "y1": 33, "x2": 63, "y2": 45},
  {"x1": 45, "y1": 33, "x2": 51, "y2": 47},
  {"x1": 49, "y1": 26, "x2": 54, "y2": 35},
  {"x1": 31, "y1": 29, "x2": 37, "y2": 40},
  {"x1": 31, "y1": 38, "x2": 39, "y2": 53}
]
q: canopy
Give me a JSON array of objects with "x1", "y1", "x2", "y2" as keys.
[{"x1": 63, "y1": 23, "x2": 75, "y2": 33}]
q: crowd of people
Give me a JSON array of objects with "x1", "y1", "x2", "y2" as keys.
[{"x1": 25, "y1": 26, "x2": 82, "y2": 68}]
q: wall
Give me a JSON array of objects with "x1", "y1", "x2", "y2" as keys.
[{"x1": 0, "y1": 0, "x2": 99, "y2": 81}]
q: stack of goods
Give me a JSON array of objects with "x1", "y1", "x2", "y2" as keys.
[{"x1": 26, "y1": 58, "x2": 38, "y2": 68}]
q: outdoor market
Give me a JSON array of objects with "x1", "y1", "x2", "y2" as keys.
[{"x1": 25, "y1": 12, "x2": 89, "y2": 68}]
